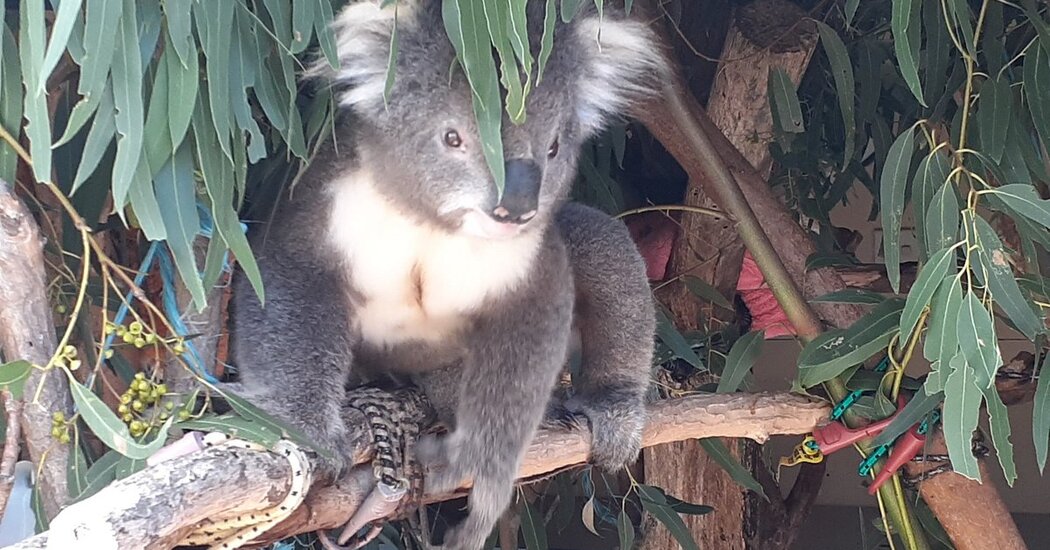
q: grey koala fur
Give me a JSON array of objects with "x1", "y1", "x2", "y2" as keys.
[{"x1": 228, "y1": 2, "x2": 664, "y2": 548}]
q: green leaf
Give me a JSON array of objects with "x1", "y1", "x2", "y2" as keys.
[
  {"x1": 228, "y1": 16, "x2": 266, "y2": 163},
  {"x1": 56, "y1": 0, "x2": 122, "y2": 146},
  {"x1": 72, "y1": 86, "x2": 116, "y2": 192},
  {"x1": 19, "y1": 0, "x2": 52, "y2": 184},
  {"x1": 67, "y1": 375, "x2": 173, "y2": 459},
  {"x1": 143, "y1": 44, "x2": 173, "y2": 175},
  {"x1": 164, "y1": 34, "x2": 198, "y2": 152},
  {"x1": 1024, "y1": 41, "x2": 1050, "y2": 147},
  {"x1": 442, "y1": 0, "x2": 505, "y2": 194},
  {"x1": 178, "y1": 415, "x2": 280, "y2": 449},
  {"x1": 0, "y1": 26, "x2": 23, "y2": 186},
  {"x1": 925, "y1": 178, "x2": 960, "y2": 254},
  {"x1": 314, "y1": 0, "x2": 339, "y2": 69},
  {"x1": 1034, "y1": 352, "x2": 1050, "y2": 472},
  {"x1": 971, "y1": 214, "x2": 1043, "y2": 340},
  {"x1": 617, "y1": 509, "x2": 635, "y2": 550},
  {"x1": 194, "y1": 95, "x2": 265, "y2": 304},
  {"x1": 845, "y1": 0, "x2": 859, "y2": 25},
  {"x1": 164, "y1": 0, "x2": 196, "y2": 66},
  {"x1": 945, "y1": 0, "x2": 975, "y2": 56},
  {"x1": 942, "y1": 353, "x2": 981, "y2": 481},
  {"x1": 127, "y1": 155, "x2": 167, "y2": 241},
  {"x1": 977, "y1": 76, "x2": 1012, "y2": 163},
  {"x1": 71, "y1": 450, "x2": 122, "y2": 502},
  {"x1": 900, "y1": 246, "x2": 957, "y2": 346},
  {"x1": 114, "y1": 455, "x2": 145, "y2": 479},
  {"x1": 989, "y1": 184, "x2": 1050, "y2": 232},
  {"x1": 716, "y1": 330, "x2": 764, "y2": 394},
  {"x1": 880, "y1": 127, "x2": 916, "y2": 294},
  {"x1": 912, "y1": 148, "x2": 952, "y2": 259},
  {"x1": 870, "y1": 389, "x2": 943, "y2": 448},
  {"x1": 67, "y1": 439, "x2": 89, "y2": 500},
  {"x1": 810, "y1": 289, "x2": 887, "y2": 305},
  {"x1": 0, "y1": 360, "x2": 32, "y2": 399},
  {"x1": 815, "y1": 21, "x2": 854, "y2": 169},
  {"x1": 655, "y1": 306, "x2": 704, "y2": 371},
  {"x1": 697, "y1": 439, "x2": 766, "y2": 500},
  {"x1": 39, "y1": 0, "x2": 84, "y2": 93},
  {"x1": 982, "y1": 384, "x2": 1017, "y2": 486},
  {"x1": 768, "y1": 68, "x2": 804, "y2": 133},
  {"x1": 291, "y1": 0, "x2": 316, "y2": 54},
  {"x1": 110, "y1": 0, "x2": 145, "y2": 208},
  {"x1": 519, "y1": 497, "x2": 548, "y2": 550},
  {"x1": 154, "y1": 141, "x2": 207, "y2": 310},
  {"x1": 956, "y1": 290, "x2": 1001, "y2": 388},
  {"x1": 805, "y1": 252, "x2": 859, "y2": 271},
  {"x1": 892, "y1": 0, "x2": 925, "y2": 105},
  {"x1": 482, "y1": 1, "x2": 528, "y2": 124},
  {"x1": 798, "y1": 299, "x2": 905, "y2": 388},
  {"x1": 537, "y1": 0, "x2": 557, "y2": 82},
  {"x1": 580, "y1": 496, "x2": 598, "y2": 536},
  {"x1": 637, "y1": 485, "x2": 700, "y2": 550},
  {"x1": 681, "y1": 275, "x2": 734, "y2": 310},
  {"x1": 923, "y1": 275, "x2": 963, "y2": 364},
  {"x1": 921, "y1": 0, "x2": 951, "y2": 110},
  {"x1": 197, "y1": 1, "x2": 235, "y2": 161}
]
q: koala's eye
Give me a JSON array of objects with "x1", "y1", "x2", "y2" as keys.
[
  {"x1": 547, "y1": 138, "x2": 560, "y2": 159},
  {"x1": 443, "y1": 129, "x2": 463, "y2": 148}
]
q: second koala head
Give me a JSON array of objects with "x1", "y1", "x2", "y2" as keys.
[{"x1": 310, "y1": 0, "x2": 666, "y2": 240}]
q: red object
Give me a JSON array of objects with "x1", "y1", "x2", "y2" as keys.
[
  {"x1": 812, "y1": 413, "x2": 900, "y2": 455},
  {"x1": 867, "y1": 425, "x2": 926, "y2": 495},
  {"x1": 736, "y1": 251, "x2": 796, "y2": 338},
  {"x1": 624, "y1": 212, "x2": 677, "y2": 281}
]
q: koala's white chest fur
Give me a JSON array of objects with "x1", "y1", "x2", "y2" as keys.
[{"x1": 327, "y1": 173, "x2": 542, "y2": 347}]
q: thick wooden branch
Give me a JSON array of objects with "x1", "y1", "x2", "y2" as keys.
[
  {"x1": 0, "y1": 180, "x2": 73, "y2": 518},
  {"x1": 7, "y1": 392, "x2": 829, "y2": 549}
]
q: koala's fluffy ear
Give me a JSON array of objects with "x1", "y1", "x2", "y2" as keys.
[
  {"x1": 306, "y1": 1, "x2": 414, "y2": 110},
  {"x1": 572, "y1": 14, "x2": 669, "y2": 138}
]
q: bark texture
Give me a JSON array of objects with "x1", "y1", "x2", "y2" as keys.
[
  {"x1": 8, "y1": 392, "x2": 830, "y2": 549},
  {"x1": 0, "y1": 181, "x2": 73, "y2": 519}
]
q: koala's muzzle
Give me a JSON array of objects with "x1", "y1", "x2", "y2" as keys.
[{"x1": 492, "y1": 159, "x2": 541, "y2": 224}]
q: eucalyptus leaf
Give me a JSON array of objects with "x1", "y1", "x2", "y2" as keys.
[
  {"x1": 0, "y1": 27, "x2": 22, "y2": 186},
  {"x1": 880, "y1": 127, "x2": 916, "y2": 294},
  {"x1": 1034, "y1": 352, "x2": 1050, "y2": 472},
  {"x1": 816, "y1": 21, "x2": 855, "y2": 168},
  {"x1": 716, "y1": 330, "x2": 764, "y2": 394},
  {"x1": 982, "y1": 385, "x2": 1017, "y2": 486},
  {"x1": 655, "y1": 306, "x2": 704, "y2": 371},
  {"x1": 637, "y1": 485, "x2": 700, "y2": 550},
  {"x1": 900, "y1": 246, "x2": 957, "y2": 345},
  {"x1": 1024, "y1": 41, "x2": 1050, "y2": 146},
  {"x1": 870, "y1": 388, "x2": 943, "y2": 448},
  {"x1": 110, "y1": 0, "x2": 145, "y2": 208},
  {"x1": 892, "y1": 0, "x2": 925, "y2": 105},
  {"x1": 912, "y1": 148, "x2": 951, "y2": 259},
  {"x1": 697, "y1": 439, "x2": 766, "y2": 500},
  {"x1": 976, "y1": 76, "x2": 1012, "y2": 162},
  {"x1": 956, "y1": 290, "x2": 1001, "y2": 389},
  {"x1": 682, "y1": 275, "x2": 734, "y2": 310},
  {"x1": 38, "y1": 0, "x2": 84, "y2": 93},
  {"x1": 519, "y1": 496, "x2": 548, "y2": 550},
  {"x1": 67, "y1": 375, "x2": 173, "y2": 459},
  {"x1": 798, "y1": 299, "x2": 905, "y2": 388},
  {"x1": 925, "y1": 179, "x2": 961, "y2": 254},
  {"x1": 617, "y1": 509, "x2": 635, "y2": 550},
  {"x1": 72, "y1": 86, "x2": 116, "y2": 192},
  {"x1": 810, "y1": 289, "x2": 887, "y2": 305},
  {"x1": 923, "y1": 276, "x2": 963, "y2": 364},
  {"x1": 942, "y1": 354, "x2": 982, "y2": 481},
  {"x1": 768, "y1": 68, "x2": 804, "y2": 133},
  {"x1": 971, "y1": 214, "x2": 1043, "y2": 340},
  {"x1": 19, "y1": 0, "x2": 52, "y2": 184},
  {"x1": 0, "y1": 360, "x2": 32, "y2": 400},
  {"x1": 178, "y1": 415, "x2": 281, "y2": 449},
  {"x1": 56, "y1": 0, "x2": 123, "y2": 146}
]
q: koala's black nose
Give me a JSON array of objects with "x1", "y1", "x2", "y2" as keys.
[{"x1": 493, "y1": 159, "x2": 541, "y2": 224}]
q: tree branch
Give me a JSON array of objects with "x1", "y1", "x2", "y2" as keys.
[
  {"x1": 0, "y1": 180, "x2": 73, "y2": 519},
  {"x1": 7, "y1": 392, "x2": 830, "y2": 549}
]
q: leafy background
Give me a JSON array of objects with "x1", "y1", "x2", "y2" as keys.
[{"x1": 1, "y1": 0, "x2": 1049, "y2": 548}]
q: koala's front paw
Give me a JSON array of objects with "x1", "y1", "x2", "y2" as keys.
[{"x1": 565, "y1": 396, "x2": 646, "y2": 472}]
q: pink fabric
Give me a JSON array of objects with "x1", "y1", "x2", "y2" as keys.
[{"x1": 625, "y1": 214, "x2": 795, "y2": 339}]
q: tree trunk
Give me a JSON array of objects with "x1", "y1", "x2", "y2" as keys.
[{"x1": 641, "y1": 2, "x2": 817, "y2": 549}]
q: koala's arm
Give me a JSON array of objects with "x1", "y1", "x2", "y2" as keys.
[
  {"x1": 415, "y1": 238, "x2": 574, "y2": 550},
  {"x1": 230, "y1": 251, "x2": 355, "y2": 475},
  {"x1": 555, "y1": 202, "x2": 657, "y2": 471}
]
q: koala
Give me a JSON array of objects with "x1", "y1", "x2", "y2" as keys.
[{"x1": 228, "y1": 1, "x2": 664, "y2": 548}]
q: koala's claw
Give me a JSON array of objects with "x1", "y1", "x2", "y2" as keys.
[{"x1": 563, "y1": 396, "x2": 646, "y2": 472}]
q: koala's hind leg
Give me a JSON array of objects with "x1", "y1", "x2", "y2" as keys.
[{"x1": 554, "y1": 202, "x2": 657, "y2": 472}]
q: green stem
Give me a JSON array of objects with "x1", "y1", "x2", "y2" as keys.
[{"x1": 658, "y1": 84, "x2": 930, "y2": 550}]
